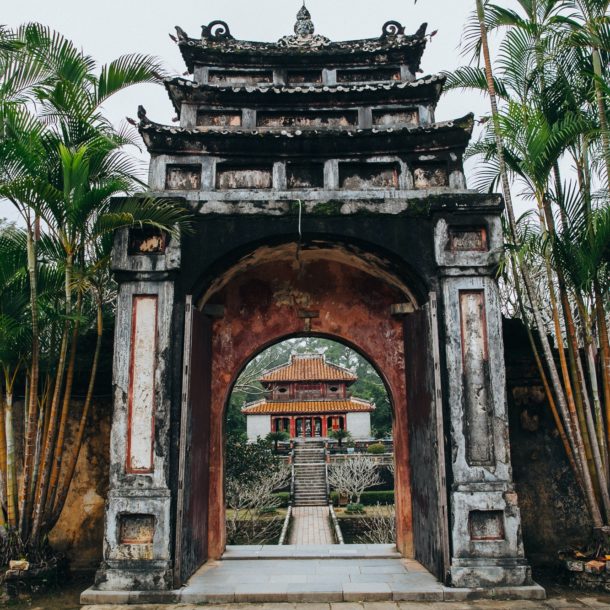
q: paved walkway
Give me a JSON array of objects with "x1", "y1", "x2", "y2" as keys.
[
  {"x1": 81, "y1": 599, "x2": 610, "y2": 609},
  {"x1": 82, "y1": 553, "x2": 544, "y2": 604},
  {"x1": 289, "y1": 506, "x2": 334, "y2": 545}
]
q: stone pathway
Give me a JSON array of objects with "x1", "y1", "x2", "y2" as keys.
[
  {"x1": 82, "y1": 555, "x2": 545, "y2": 605},
  {"x1": 289, "y1": 506, "x2": 334, "y2": 545},
  {"x1": 80, "y1": 599, "x2": 610, "y2": 609}
]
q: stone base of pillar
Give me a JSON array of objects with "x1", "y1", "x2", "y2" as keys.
[
  {"x1": 94, "y1": 560, "x2": 174, "y2": 591},
  {"x1": 449, "y1": 558, "x2": 532, "y2": 588}
]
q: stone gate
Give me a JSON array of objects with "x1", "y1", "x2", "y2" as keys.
[{"x1": 94, "y1": 8, "x2": 534, "y2": 596}]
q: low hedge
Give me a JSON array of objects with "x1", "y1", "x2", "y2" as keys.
[
  {"x1": 271, "y1": 492, "x2": 291, "y2": 507},
  {"x1": 330, "y1": 490, "x2": 394, "y2": 506},
  {"x1": 366, "y1": 443, "x2": 386, "y2": 454}
]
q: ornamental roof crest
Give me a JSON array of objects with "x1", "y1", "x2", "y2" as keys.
[{"x1": 277, "y1": 4, "x2": 331, "y2": 49}]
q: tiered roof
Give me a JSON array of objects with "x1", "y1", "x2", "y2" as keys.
[
  {"x1": 242, "y1": 398, "x2": 374, "y2": 415},
  {"x1": 260, "y1": 354, "x2": 357, "y2": 383}
]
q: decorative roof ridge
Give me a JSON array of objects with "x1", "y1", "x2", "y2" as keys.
[
  {"x1": 173, "y1": 19, "x2": 428, "y2": 55},
  {"x1": 138, "y1": 113, "x2": 475, "y2": 138},
  {"x1": 164, "y1": 73, "x2": 446, "y2": 95}
]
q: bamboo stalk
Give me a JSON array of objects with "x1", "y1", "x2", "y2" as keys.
[
  {"x1": 47, "y1": 294, "x2": 82, "y2": 517},
  {"x1": 51, "y1": 299, "x2": 103, "y2": 526},
  {"x1": 19, "y1": 225, "x2": 40, "y2": 539}
]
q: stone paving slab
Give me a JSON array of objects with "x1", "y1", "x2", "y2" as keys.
[
  {"x1": 81, "y1": 596, "x2": 610, "y2": 609},
  {"x1": 81, "y1": 556, "x2": 546, "y2": 605},
  {"x1": 290, "y1": 507, "x2": 335, "y2": 545}
]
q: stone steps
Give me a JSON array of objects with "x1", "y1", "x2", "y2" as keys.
[{"x1": 292, "y1": 442, "x2": 328, "y2": 507}]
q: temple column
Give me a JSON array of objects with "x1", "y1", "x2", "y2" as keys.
[
  {"x1": 433, "y1": 213, "x2": 531, "y2": 588},
  {"x1": 95, "y1": 228, "x2": 181, "y2": 591},
  {"x1": 322, "y1": 416, "x2": 328, "y2": 437}
]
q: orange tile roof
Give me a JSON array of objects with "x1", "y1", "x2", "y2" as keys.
[
  {"x1": 242, "y1": 398, "x2": 374, "y2": 415},
  {"x1": 260, "y1": 355, "x2": 357, "y2": 383}
]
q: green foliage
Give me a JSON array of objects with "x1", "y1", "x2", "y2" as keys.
[
  {"x1": 271, "y1": 492, "x2": 291, "y2": 508},
  {"x1": 346, "y1": 503, "x2": 365, "y2": 514},
  {"x1": 224, "y1": 432, "x2": 285, "y2": 487},
  {"x1": 366, "y1": 443, "x2": 386, "y2": 454},
  {"x1": 329, "y1": 429, "x2": 352, "y2": 447}
]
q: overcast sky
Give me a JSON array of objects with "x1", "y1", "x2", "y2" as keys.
[{"x1": 1, "y1": 0, "x2": 522, "y2": 222}]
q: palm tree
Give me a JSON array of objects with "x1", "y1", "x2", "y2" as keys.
[
  {"x1": 0, "y1": 23, "x2": 192, "y2": 556},
  {"x1": 267, "y1": 431, "x2": 290, "y2": 453},
  {"x1": 443, "y1": 0, "x2": 610, "y2": 529},
  {"x1": 330, "y1": 429, "x2": 351, "y2": 448}
]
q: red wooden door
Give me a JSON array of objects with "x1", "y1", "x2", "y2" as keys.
[
  {"x1": 174, "y1": 296, "x2": 212, "y2": 585},
  {"x1": 404, "y1": 293, "x2": 450, "y2": 583}
]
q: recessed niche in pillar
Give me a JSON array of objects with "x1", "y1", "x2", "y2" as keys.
[
  {"x1": 127, "y1": 295, "x2": 157, "y2": 473},
  {"x1": 287, "y1": 163, "x2": 325, "y2": 189},
  {"x1": 339, "y1": 162, "x2": 400, "y2": 189},
  {"x1": 128, "y1": 228, "x2": 168, "y2": 255},
  {"x1": 413, "y1": 162, "x2": 449, "y2": 189},
  {"x1": 372, "y1": 109, "x2": 419, "y2": 126},
  {"x1": 448, "y1": 227, "x2": 488, "y2": 252},
  {"x1": 469, "y1": 510, "x2": 505, "y2": 541},
  {"x1": 197, "y1": 110, "x2": 242, "y2": 127},
  {"x1": 257, "y1": 111, "x2": 357, "y2": 128},
  {"x1": 119, "y1": 514, "x2": 155, "y2": 544},
  {"x1": 336, "y1": 67, "x2": 401, "y2": 82},
  {"x1": 216, "y1": 165, "x2": 273, "y2": 189},
  {"x1": 208, "y1": 69, "x2": 273, "y2": 85},
  {"x1": 165, "y1": 164, "x2": 201, "y2": 190},
  {"x1": 459, "y1": 290, "x2": 495, "y2": 466}
]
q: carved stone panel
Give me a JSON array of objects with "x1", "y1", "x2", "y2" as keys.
[
  {"x1": 120, "y1": 514, "x2": 155, "y2": 544},
  {"x1": 165, "y1": 164, "x2": 201, "y2": 190},
  {"x1": 448, "y1": 227, "x2": 488, "y2": 252},
  {"x1": 469, "y1": 510, "x2": 505, "y2": 541},
  {"x1": 287, "y1": 163, "x2": 325, "y2": 189},
  {"x1": 197, "y1": 111, "x2": 242, "y2": 127},
  {"x1": 216, "y1": 165, "x2": 273, "y2": 189},
  {"x1": 257, "y1": 111, "x2": 357, "y2": 128},
  {"x1": 413, "y1": 163, "x2": 449, "y2": 189},
  {"x1": 339, "y1": 162, "x2": 400, "y2": 189},
  {"x1": 127, "y1": 295, "x2": 157, "y2": 473},
  {"x1": 459, "y1": 290, "x2": 494, "y2": 466},
  {"x1": 373, "y1": 109, "x2": 419, "y2": 126}
]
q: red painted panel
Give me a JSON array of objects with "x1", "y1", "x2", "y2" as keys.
[{"x1": 126, "y1": 295, "x2": 158, "y2": 474}]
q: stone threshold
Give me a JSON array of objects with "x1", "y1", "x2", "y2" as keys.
[
  {"x1": 81, "y1": 584, "x2": 546, "y2": 605},
  {"x1": 223, "y1": 544, "x2": 402, "y2": 560},
  {"x1": 81, "y1": 550, "x2": 545, "y2": 606}
]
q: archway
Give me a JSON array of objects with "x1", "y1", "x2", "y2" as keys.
[
  {"x1": 224, "y1": 335, "x2": 397, "y2": 546},
  {"x1": 180, "y1": 241, "x2": 430, "y2": 569}
]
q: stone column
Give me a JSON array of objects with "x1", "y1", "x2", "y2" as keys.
[
  {"x1": 95, "y1": 228, "x2": 181, "y2": 591},
  {"x1": 434, "y1": 213, "x2": 532, "y2": 588}
]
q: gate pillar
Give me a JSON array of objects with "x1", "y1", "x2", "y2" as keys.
[
  {"x1": 95, "y1": 228, "x2": 181, "y2": 591},
  {"x1": 434, "y1": 211, "x2": 532, "y2": 588}
]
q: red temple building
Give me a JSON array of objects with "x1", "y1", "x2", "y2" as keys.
[{"x1": 242, "y1": 354, "x2": 375, "y2": 440}]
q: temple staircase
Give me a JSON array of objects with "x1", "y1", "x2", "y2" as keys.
[{"x1": 292, "y1": 439, "x2": 328, "y2": 506}]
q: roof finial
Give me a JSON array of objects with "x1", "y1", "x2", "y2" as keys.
[{"x1": 295, "y1": 3, "x2": 315, "y2": 36}]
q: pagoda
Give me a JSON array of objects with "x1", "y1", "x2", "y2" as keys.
[{"x1": 242, "y1": 354, "x2": 375, "y2": 440}]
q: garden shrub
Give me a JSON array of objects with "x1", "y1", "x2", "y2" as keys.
[{"x1": 366, "y1": 443, "x2": 386, "y2": 454}]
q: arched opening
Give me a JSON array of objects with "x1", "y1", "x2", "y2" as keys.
[{"x1": 224, "y1": 336, "x2": 396, "y2": 546}]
